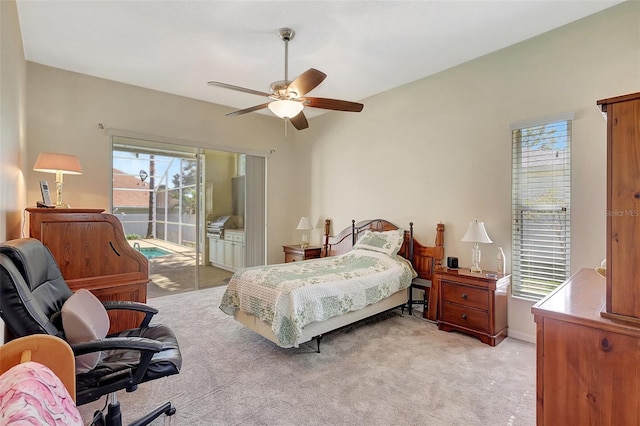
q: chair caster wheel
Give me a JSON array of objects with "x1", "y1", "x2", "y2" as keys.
[
  {"x1": 91, "y1": 410, "x2": 105, "y2": 426},
  {"x1": 166, "y1": 407, "x2": 176, "y2": 416}
]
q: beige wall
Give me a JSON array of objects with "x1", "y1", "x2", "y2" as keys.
[
  {"x1": 25, "y1": 63, "x2": 306, "y2": 264},
  {"x1": 297, "y1": 1, "x2": 640, "y2": 342},
  {"x1": 0, "y1": 0, "x2": 28, "y2": 344},
  {"x1": 204, "y1": 150, "x2": 238, "y2": 221},
  {"x1": 0, "y1": 0, "x2": 27, "y2": 242}
]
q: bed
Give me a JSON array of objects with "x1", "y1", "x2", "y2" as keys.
[{"x1": 219, "y1": 219, "x2": 445, "y2": 350}]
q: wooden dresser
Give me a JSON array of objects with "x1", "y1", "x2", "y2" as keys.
[
  {"x1": 531, "y1": 269, "x2": 640, "y2": 425},
  {"x1": 26, "y1": 208, "x2": 149, "y2": 333},
  {"x1": 436, "y1": 268, "x2": 510, "y2": 346}
]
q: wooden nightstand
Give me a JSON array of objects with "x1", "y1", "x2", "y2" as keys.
[
  {"x1": 435, "y1": 268, "x2": 510, "y2": 346},
  {"x1": 282, "y1": 245, "x2": 323, "y2": 263}
]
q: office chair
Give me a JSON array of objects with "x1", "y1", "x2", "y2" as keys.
[{"x1": 0, "y1": 238, "x2": 182, "y2": 426}]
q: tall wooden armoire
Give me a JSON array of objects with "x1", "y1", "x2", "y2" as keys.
[
  {"x1": 599, "y1": 92, "x2": 640, "y2": 321},
  {"x1": 531, "y1": 92, "x2": 640, "y2": 425}
]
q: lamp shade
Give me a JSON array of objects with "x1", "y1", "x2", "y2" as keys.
[
  {"x1": 296, "y1": 216, "x2": 313, "y2": 230},
  {"x1": 33, "y1": 152, "x2": 83, "y2": 175},
  {"x1": 268, "y1": 100, "x2": 304, "y2": 118},
  {"x1": 461, "y1": 220, "x2": 492, "y2": 244}
]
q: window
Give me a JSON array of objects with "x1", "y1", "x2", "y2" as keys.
[{"x1": 511, "y1": 113, "x2": 573, "y2": 301}]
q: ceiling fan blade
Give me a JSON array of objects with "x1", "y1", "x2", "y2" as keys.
[
  {"x1": 300, "y1": 97, "x2": 364, "y2": 112},
  {"x1": 226, "y1": 103, "x2": 270, "y2": 117},
  {"x1": 289, "y1": 111, "x2": 309, "y2": 130},
  {"x1": 287, "y1": 68, "x2": 327, "y2": 97},
  {"x1": 207, "y1": 81, "x2": 271, "y2": 97}
]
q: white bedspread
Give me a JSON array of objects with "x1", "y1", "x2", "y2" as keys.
[{"x1": 219, "y1": 249, "x2": 416, "y2": 347}]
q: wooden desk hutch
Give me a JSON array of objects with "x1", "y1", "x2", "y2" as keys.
[
  {"x1": 531, "y1": 92, "x2": 640, "y2": 425},
  {"x1": 26, "y1": 208, "x2": 149, "y2": 333}
]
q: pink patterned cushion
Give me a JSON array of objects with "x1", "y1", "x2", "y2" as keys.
[{"x1": 0, "y1": 361, "x2": 82, "y2": 425}]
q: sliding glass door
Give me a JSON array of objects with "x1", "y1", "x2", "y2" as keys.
[{"x1": 111, "y1": 135, "x2": 265, "y2": 298}]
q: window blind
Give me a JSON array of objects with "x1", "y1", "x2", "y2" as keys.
[
  {"x1": 511, "y1": 117, "x2": 572, "y2": 301},
  {"x1": 244, "y1": 155, "x2": 266, "y2": 267}
]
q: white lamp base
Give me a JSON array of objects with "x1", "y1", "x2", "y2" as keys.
[
  {"x1": 470, "y1": 264, "x2": 482, "y2": 273},
  {"x1": 470, "y1": 243, "x2": 482, "y2": 273},
  {"x1": 54, "y1": 181, "x2": 71, "y2": 208},
  {"x1": 54, "y1": 171, "x2": 71, "y2": 208}
]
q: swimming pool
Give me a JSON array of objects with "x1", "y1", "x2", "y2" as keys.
[{"x1": 137, "y1": 247, "x2": 171, "y2": 259}]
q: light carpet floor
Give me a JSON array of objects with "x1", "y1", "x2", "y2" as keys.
[{"x1": 79, "y1": 286, "x2": 536, "y2": 426}]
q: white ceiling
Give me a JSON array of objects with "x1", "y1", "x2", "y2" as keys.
[{"x1": 16, "y1": 1, "x2": 623, "y2": 119}]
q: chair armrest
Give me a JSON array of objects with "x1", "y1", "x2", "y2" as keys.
[
  {"x1": 70, "y1": 337, "x2": 163, "y2": 356},
  {"x1": 102, "y1": 301, "x2": 158, "y2": 327},
  {"x1": 71, "y1": 337, "x2": 163, "y2": 387}
]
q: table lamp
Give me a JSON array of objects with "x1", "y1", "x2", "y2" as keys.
[
  {"x1": 33, "y1": 152, "x2": 83, "y2": 208},
  {"x1": 296, "y1": 216, "x2": 313, "y2": 248},
  {"x1": 461, "y1": 220, "x2": 492, "y2": 273}
]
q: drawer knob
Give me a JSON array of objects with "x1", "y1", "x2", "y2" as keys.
[
  {"x1": 461, "y1": 314, "x2": 467, "y2": 320},
  {"x1": 461, "y1": 293, "x2": 468, "y2": 299}
]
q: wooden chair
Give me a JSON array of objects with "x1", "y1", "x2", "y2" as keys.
[{"x1": 0, "y1": 334, "x2": 76, "y2": 402}]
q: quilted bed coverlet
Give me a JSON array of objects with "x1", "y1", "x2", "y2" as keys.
[{"x1": 219, "y1": 248, "x2": 416, "y2": 347}]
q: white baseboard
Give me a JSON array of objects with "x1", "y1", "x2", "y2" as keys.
[{"x1": 507, "y1": 329, "x2": 536, "y2": 344}]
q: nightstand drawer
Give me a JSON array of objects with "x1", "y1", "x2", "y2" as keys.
[
  {"x1": 285, "y1": 253, "x2": 302, "y2": 263},
  {"x1": 282, "y1": 245, "x2": 322, "y2": 263},
  {"x1": 441, "y1": 281, "x2": 488, "y2": 310},
  {"x1": 441, "y1": 303, "x2": 489, "y2": 333}
]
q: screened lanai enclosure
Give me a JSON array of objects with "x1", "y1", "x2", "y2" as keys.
[
  {"x1": 111, "y1": 135, "x2": 265, "y2": 297},
  {"x1": 112, "y1": 146, "x2": 200, "y2": 247}
]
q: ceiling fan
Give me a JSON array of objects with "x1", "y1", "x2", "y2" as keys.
[{"x1": 207, "y1": 28, "x2": 364, "y2": 131}]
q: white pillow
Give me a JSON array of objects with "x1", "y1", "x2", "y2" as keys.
[
  {"x1": 61, "y1": 289, "x2": 110, "y2": 373},
  {"x1": 353, "y1": 229, "x2": 404, "y2": 256}
]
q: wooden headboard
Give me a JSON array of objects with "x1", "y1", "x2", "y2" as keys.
[{"x1": 322, "y1": 219, "x2": 445, "y2": 282}]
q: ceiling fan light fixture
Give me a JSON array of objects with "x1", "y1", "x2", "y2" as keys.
[
  {"x1": 207, "y1": 27, "x2": 362, "y2": 131},
  {"x1": 268, "y1": 99, "x2": 304, "y2": 118}
]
